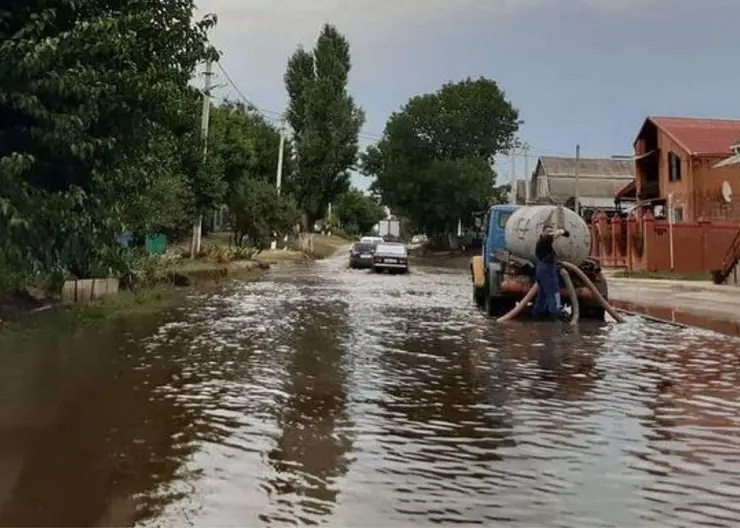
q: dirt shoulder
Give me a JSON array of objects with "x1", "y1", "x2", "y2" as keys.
[{"x1": 606, "y1": 273, "x2": 740, "y2": 334}]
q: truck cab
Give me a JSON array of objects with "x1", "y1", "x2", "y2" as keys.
[{"x1": 482, "y1": 204, "x2": 519, "y2": 265}]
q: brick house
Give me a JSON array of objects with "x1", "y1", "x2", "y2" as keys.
[
  {"x1": 623, "y1": 116, "x2": 740, "y2": 222},
  {"x1": 594, "y1": 117, "x2": 740, "y2": 279}
]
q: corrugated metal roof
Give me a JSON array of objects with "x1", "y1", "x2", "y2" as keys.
[
  {"x1": 649, "y1": 116, "x2": 740, "y2": 156},
  {"x1": 539, "y1": 156, "x2": 635, "y2": 179},
  {"x1": 546, "y1": 177, "x2": 627, "y2": 202},
  {"x1": 579, "y1": 196, "x2": 617, "y2": 209}
]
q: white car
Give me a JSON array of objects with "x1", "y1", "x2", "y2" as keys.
[{"x1": 372, "y1": 243, "x2": 409, "y2": 274}]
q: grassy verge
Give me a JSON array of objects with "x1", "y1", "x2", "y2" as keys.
[
  {"x1": 312, "y1": 234, "x2": 352, "y2": 259},
  {"x1": 250, "y1": 234, "x2": 351, "y2": 264},
  {"x1": 174, "y1": 232, "x2": 351, "y2": 265},
  {"x1": 611, "y1": 270, "x2": 710, "y2": 281},
  {"x1": 0, "y1": 265, "x2": 266, "y2": 345},
  {"x1": 0, "y1": 284, "x2": 183, "y2": 346}
]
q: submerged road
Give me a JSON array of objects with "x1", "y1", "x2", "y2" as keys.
[{"x1": 0, "y1": 255, "x2": 740, "y2": 526}]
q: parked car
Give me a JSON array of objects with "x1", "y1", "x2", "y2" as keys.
[
  {"x1": 348, "y1": 242, "x2": 376, "y2": 269},
  {"x1": 372, "y1": 243, "x2": 409, "y2": 274}
]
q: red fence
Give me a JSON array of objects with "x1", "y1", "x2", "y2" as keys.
[{"x1": 589, "y1": 211, "x2": 740, "y2": 274}]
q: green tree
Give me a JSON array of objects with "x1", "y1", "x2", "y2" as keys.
[
  {"x1": 362, "y1": 77, "x2": 519, "y2": 236},
  {"x1": 284, "y1": 24, "x2": 365, "y2": 232},
  {"x1": 333, "y1": 188, "x2": 384, "y2": 235},
  {"x1": 0, "y1": 2, "x2": 217, "y2": 279},
  {"x1": 229, "y1": 179, "x2": 299, "y2": 251},
  {"x1": 490, "y1": 183, "x2": 511, "y2": 206},
  {"x1": 208, "y1": 101, "x2": 292, "y2": 197}
]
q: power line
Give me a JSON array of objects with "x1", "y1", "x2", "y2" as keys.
[
  {"x1": 213, "y1": 62, "x2": 283, "y2": 120},
  {"x1": 210, "y1": 64, "x2": 597, "y2": 154},
  {"x1": 212, "y1": 61, "x2": 384, "y2": 141}
]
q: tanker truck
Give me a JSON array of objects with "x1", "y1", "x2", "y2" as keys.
[{"x1": 470, "y1": 204, "x2": 609, "y2": 320}]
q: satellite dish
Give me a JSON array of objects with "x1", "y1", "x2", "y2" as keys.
[{"x1": 722, "y1": 181, "x2": 733, "y2": 202}]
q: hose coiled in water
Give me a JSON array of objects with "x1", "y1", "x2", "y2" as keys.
[
  {"x1": 560, "y1": 267, "x2": 579, "y2": 325},
  {"x1": 559, "y1": 261, "x2": 624, "y2": 323},
  {"x1": 496, "y1": 261, "x2": 624, "y2": 324}
]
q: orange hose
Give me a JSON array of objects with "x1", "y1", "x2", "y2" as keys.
[
  {"x1": 559, "y1": 261, "x2": 624, "y2": 323},
  {"x1": 496, "y1": 283, "x2": 539, "y2": 322}
]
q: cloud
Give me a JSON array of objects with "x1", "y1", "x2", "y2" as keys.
[
  {"x1": 190, "y1": 0, "x2": 677, "y2": 122},
  {"x1": 193, "y1": 0, "x2": 674, "y2": 65}
]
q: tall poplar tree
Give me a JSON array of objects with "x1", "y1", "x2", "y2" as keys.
[{"x1": 284, "y1": 24, "x2": 365, "y2": 232}]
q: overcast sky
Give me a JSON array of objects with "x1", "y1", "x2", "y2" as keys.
[{"x1": 195, "y1": 0, "x2": 740, "y2": 189}]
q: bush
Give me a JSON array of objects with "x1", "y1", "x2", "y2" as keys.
[
  {"x1": 230, "y1": 246, "x2": 256, "y2": 260},
  {"x1": 120, "y1": 251, "x2": 179, "y2": 289}
]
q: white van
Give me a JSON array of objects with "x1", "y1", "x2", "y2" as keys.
[{"x1": 360, "y1": 236, "x2": 384, "y2": 246}]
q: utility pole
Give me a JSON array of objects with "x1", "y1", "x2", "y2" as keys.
[
  {"x1": 509, "y1": 146, "x2": 516, "y2": 204},
  {"x1": 574, "y1": 144, "x2": 581, "y2": 216},
  {"x1": 271, "y1": 122, "x2": 287, "y2": 250},
  {"x1": 190, "y1": 59, "x2": 213, "y2": 258},
  {"x1": 523, "y1": 143, "x2": 531, "y2": 203},
  {"x1": 276, "y1": 122, "x2": 285, "y2": 195}
]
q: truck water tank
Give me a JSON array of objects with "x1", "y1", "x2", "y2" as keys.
[{"x1": 504, "y1": 205, "x2": 591, "y2": 265}]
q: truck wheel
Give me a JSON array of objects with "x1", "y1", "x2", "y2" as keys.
[
  {"x1": 473, "y1": 286, "x2": 485, "y2": 307},
  {"x1": 583, "y1": 306, "x2": 606, "y2": 320},
  {"x1": 485, "y1": 293, "x2": 513, "y2": 317}
]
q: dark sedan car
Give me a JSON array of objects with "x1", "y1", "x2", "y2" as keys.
[{"x1": 348, "y1": 242, "x2": 376, "y2": 269}]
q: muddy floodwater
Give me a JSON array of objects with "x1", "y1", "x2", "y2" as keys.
[{"x1": 1, "y1": 256, "x2": 740, "y2": 527}]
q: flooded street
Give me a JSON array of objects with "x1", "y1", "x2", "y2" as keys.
[{"x1": 2, "y1": 256, "x2": 740, "y2": 527}]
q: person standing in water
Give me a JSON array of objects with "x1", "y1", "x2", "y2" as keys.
[{"x1": 532, "y1": 223, "x2": 569, "y2": 318}]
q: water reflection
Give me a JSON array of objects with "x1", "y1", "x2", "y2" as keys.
[
  {"x1": 1, "y1": 261, "x2": 740, "y2": 527},
  {"x1": 262, "y1": 297, "x2": 353, "y2": 525},
  {"x1": 0, "y1": 316, "x2": 198, "y2": 527},
  {"x1": 612, "y1": 300, "x2": 740, "y2": 337},
  {"x1": 496, "y1": 322, "x2": 606, "y2": 402}
]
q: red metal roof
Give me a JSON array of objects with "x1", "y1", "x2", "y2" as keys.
[
  {"x1": 650, "y1": 116, "x2": 740, "y2": 156},
  {"x1": 615, "y1": 179, "x2": 636, "y2": 200}
]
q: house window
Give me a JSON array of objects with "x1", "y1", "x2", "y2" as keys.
[
  {"x1": 668, "y1": 152, "x2": 681, "y2": 181},
  {"x1": 672, "y1": 206, "x2": 683, "y2": 222}
]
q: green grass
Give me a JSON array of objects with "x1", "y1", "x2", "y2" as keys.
[
  {"x1": 0, "y1": 266, "x2": 267, "y2": 347},
  {"x1": 254, "y1": 249, "x2": 309, "y2": 263},
  {"x1": 169, "y1": 232, "x2": 351, "y2": 266},
  {"x1": 312, "y1": 234, "x2": 352, "y2": 259},
  {"x1": 612, "y1": 270, "x2": 710, "y2": 281},
  {"x1": 170, "y1": 258, "x2": 228, "y2": 273},
  {"x1": 0, "y1": 284, "x2": 184, "y2": 347}
]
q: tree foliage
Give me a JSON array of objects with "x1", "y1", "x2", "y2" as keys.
[
  {"x1": 333, "y1": 188, "x2": 384, "y2": 236},
  {"x1": 0, "y1": 1, "x2": 217, "y2": 279},
  {"x1": 207, "y1": 100, "x2": 299, "y2": 246},
  {"x1": 230, "y1": 179, "x2": 299, "y2": 251},
  {"x1": 208, "y1": 101, "x2": 292, "y2": 195},
  {"x1": 362, "y1": 77, "x2": 519, "y2": 234},
  {"x1": 284, "y1": 24, "x2": 365, "y2": 231}
]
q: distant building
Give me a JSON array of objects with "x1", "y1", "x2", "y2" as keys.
[{"x1": 530, "y1": 156, "x2": 634, "y2": 217}]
